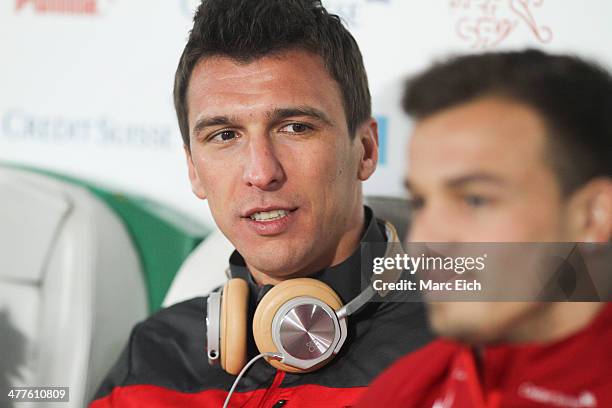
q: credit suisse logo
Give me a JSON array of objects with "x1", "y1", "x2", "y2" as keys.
[{"x1": 14, "y1": 0, "x2": 114, "y2": 15}]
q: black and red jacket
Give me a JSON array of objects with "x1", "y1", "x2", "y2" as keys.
[
  {"x1": 357, "y1": 303, "x2": 612, "y2": 408},
  {"x1": 91, "y1": 208, "x2": 433, "y2": 407}
]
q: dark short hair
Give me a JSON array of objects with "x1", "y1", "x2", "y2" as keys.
[
  {"x1": 402, "y1": 49, "x2": 612, "y2": 195},
  {"x1": 174, "y1": 0, "x2": 371, "y2": 148}
]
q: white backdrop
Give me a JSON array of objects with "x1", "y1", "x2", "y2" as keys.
[{"x1": 2, "y1": 0, "x2": 612, "y2": 226}]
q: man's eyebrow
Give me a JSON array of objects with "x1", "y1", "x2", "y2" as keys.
[
  {"x1": 191, "y1": 107, "x2": 334, "y2": 137},
  {"x1": 403, "y1": 173, "x2": 506, "y2": 191},
  {"x1": 191, "y1": 115, "x2": 236, "y2": 137},
  {"x1": 268, "y1": 107, "x2": 333, "y2": 126},
  {"x1": 445, "y1": 173, "x2": 507, "y2": 188}
]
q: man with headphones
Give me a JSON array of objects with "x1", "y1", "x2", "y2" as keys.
[{"x1": 90, "y1": 1, "x2": 432, "y2": 407}]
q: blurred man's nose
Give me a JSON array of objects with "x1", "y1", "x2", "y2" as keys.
[{"x1": 242, "y1": 134, "x2": 286, "y2": 191}]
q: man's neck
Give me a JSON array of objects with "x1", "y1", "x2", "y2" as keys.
[{"x1": 504, "y1": 302, "x2": 604, "y2": 344}]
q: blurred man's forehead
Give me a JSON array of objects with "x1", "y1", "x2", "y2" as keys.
[{"x1": 406, "y1": 97, "x2": 551, "y2": 188}]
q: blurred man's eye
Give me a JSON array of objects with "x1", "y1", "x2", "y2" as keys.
[
  {"x1": 407, "y1": 196, "x2": 425, "y2": 211},
  {"x1": 463, "y1": 195, "x2": 490, "y2": 208}
]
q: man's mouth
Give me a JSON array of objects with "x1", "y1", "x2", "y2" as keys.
[
  {"x1": 241, "y1": 207, "x2": 298, "y2": 235},
  {"x1": 243, "y1": 206, "x2": 298, "y2": 220},
  {"x1": 249, "y1": 209, "x2": 289, "y2": 222}
]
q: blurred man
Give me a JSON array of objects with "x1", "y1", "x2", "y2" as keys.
[
  {"x1": 90, "y1": 1, "x2": 431, "y2": 407},
  {"x1": 357, "y1": 50, "x2": 612, "y2": 407}
]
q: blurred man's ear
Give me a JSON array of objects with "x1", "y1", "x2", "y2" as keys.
[
  {"x1": 566, "y1": 178, "x2": 612, "y2": 242},
  {"x1": 356, "y1": 118, "x2": 379, "y2": 181},
  {"x1": 183, "y1": 145, "x2": 207, "y2": 200}
]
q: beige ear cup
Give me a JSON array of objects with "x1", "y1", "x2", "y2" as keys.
[
  {"x1": 220, "y1": 278, "x2": 249, "y2": 375},
  {"x1": 252, "y1": 278, "x2": 343, "y2": 373}
]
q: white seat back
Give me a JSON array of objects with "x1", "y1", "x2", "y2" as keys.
[{"x1": 0, "y1": 168, "x2": 148, "y2": 408}]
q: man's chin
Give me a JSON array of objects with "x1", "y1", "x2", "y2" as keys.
[
  {"x1": 240, "y1": 248, "x2": 313, "y2": 280},
  {"x1": 428, "y1": 302, "x2": 499, "y2": 344},
  {"x1": 231, "y1": 231, "x2": 330, "y2": 281}
]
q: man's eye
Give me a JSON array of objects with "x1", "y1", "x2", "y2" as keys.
[
  {"x1": 210, "y1": 130, "x2": 237, "y2": 143},
  {"x1": 464, "y1": 195, "x2": 489, "y2": 208},
  {"x1": 407, "y1": 197, "x2": 425, "y2": 211},
  {"x1": 279, "y1": 123, "x2": 311, "y2": 133}
]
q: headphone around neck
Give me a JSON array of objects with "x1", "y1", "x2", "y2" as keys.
[{"x1": 206, "y1": 221, "x2": 400, "y2": 375}]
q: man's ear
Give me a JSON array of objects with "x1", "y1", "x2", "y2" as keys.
[
  {"x1": 183, "y1": 144, "x2": 207, "y2": 200},
  {"x1": 356, "y1": 118, "x2": 379, "y2": 181},
  {"x1": 566, "y1": 178, "x2": 612, "y2": 242}
]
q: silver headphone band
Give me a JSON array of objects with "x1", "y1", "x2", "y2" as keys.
[
  {"x1": 336, "y1": 221, "x2": 404, "y2": 318},
  {"x1": 206, "y1": 291, "x2": 221, "y2": 364}
]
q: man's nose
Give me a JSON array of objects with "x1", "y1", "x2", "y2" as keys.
[{"x1": 242, "y1": 135, "x2": 286, "y2": 191}]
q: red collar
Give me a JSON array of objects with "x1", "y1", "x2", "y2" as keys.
[{"x1": 442, "y1": 303, "x2": 612, "y2": 408}]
